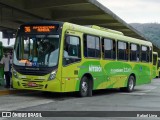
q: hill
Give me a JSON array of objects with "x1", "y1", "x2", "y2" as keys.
[{"x1": 130, "y1": 23, "x2": 160, "y2": 48}]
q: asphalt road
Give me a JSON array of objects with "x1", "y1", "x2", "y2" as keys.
[{"x1": 1, "y1": 78, "x2": 160, "y2": 120}]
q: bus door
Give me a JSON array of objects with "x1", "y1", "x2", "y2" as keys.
[{"x1": 61, "y1": 31, "x2": 82, "y2": 92}]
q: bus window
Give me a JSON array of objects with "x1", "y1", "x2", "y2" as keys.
[
  {"x1": 84, "y1": 35, "x2": 100, "y2": 58},
  {"x1": 130, "y1": 43, "x2": 138, "y2": 61},
  {"x1": 103, "y1": 38, "x2": 116, "y2": 59},
  {"x1": 117, "y1": 41, "x2": 128, "y2": 61},
  {"x1": 14, "y1": 35, "x2": 59, "y2": 67},
  {"x1": 141, "y1": 45, "x2": 149, "y2": 62},
  {"x1": 87, "y1": 35, "x2": 95, "y2": 57},
  {"x1": 63, "y1": 35, "x2": 81, "y2": 65}
]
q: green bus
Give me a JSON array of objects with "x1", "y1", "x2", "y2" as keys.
[
  {"x1": 153, "y1": 52, "x2": 158, "y2": 78},
  {"x1": 12, "y1": 21, "x2": 153, "y2": 97}
]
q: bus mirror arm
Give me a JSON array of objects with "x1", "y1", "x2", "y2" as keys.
[{"x1": 64, "y1": 57, "x2": 69, "y2": 60}]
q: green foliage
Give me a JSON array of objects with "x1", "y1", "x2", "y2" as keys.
[{"x1": 130, "y1": 23, "x2": 160, "y2": 48}]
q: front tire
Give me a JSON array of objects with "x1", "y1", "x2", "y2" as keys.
[{"x1": 79, "y1": 76, "x2": 92, "y2": 97}]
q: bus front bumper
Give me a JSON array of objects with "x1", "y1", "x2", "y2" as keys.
[{"x1": 12, "y1": 77, "x2": 62, "y2": 92}]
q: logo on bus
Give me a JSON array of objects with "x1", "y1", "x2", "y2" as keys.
[
  {"x1": 111, "y1": 68, "x2": 131, "y2": 73},
  {"x1": 89, "y1": 65, "x2": 102, "y2": 72}
]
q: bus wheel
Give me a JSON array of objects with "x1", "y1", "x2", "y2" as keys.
[
  {"x1": 126, "y1": 76, "x2": 135, "y2": 92},
  {"x1": 79, "y1": 76, "x2": 92, "y2": 97},
  {"x1": 120, "y1": 75, "x2": 135, "y2": 92}
]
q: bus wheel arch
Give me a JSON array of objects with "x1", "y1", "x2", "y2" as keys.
[{"x1": 79, "y1": 73, "x2": 93, "y2": 97}]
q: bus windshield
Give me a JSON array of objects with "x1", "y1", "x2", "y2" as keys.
[{"x1": 13, "y1": 34, "x2": 60, "y2": 67}]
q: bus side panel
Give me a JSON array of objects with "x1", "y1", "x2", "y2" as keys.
[
  {"x1": 134, "y1": 63, "x2": 152, "y2": 85},
  {"x1": 102, "y1": 61, "x2": 130, "y2": 89},
  {"x1": 77, "y1": 60, "x2": 130, "y2": 90},
  {"x1": 101, "y1": 61, "x2": 152, "y2": 88},
  {"x1": 62, "y1": 62, "x2": 83, "y2": 92},
  {"x1": 75, "y1": 60, "x2": 105, "y2": 91},
  {"x1": 152, "y1": 65, "x2": 157, "y2": 79}
]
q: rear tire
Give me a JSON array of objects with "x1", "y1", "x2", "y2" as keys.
[
  {"x1": 120, "y1": 75, "x2": 135, "y2": 92},
  {"x1": 126, "y1": 75, "x2": 135, "y2": 92},
  {"x1": 79, "y1": 76, "x2": 92, "y2": 97}
]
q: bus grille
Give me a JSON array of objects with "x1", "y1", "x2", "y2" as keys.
[
  {"x1": 20, "y1": 78, "x2": 45, "y2": 89},
  {"x1": 21, "y1": 78, "x2": 45, "y2": 83}
]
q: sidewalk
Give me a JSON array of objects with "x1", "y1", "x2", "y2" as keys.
[
  {"x1": 0, "y1": 86, "x2": 34, "y2": 96},
  {"x1": 0, "y1": 86, "x2": 17, "y2": 96},
  {"x1": 0, "y1": 77, "x2": 33, "y2": 96}
]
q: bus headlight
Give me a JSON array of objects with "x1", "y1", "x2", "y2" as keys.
[
  {"x1": 48, "y1": 70, "x2": 57, "y2": 80},
  {"x1": 13, "y1": 69, "x2": 18, "y2": 79}
]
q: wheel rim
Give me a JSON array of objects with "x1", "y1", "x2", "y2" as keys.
[
  {"x1": 129, "y1": 78, "x2": 134, "y2": 90},
  {"x1": 82, "y1": 81, "x2": 88, "y2": 94}
]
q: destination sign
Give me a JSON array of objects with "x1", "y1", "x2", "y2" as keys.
[{"x1": 23, "y1": 25, "x2": 57, "y2": 33}]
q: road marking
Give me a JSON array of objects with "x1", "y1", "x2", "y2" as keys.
[
  {"x1": 120, "y1": 92, "x2": 146, "y2": 95},
  {"x1": 0, "y1": 98, "x2": 54, "y2": 120}
]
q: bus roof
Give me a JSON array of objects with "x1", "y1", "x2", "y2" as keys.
[{"x1": 91, "y1": 25, "x2": 124, "y2": 35}]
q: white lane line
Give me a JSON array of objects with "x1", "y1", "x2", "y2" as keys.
[{"x1": 120, "y1": 92, "x2": 146, "y2": 95}]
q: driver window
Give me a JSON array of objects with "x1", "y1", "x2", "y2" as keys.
[{"x1": 63, "y1": 35, "x2": 81, "y2": 65}]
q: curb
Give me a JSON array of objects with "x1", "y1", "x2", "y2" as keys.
[
  {"x1": 0, "y1": 89, "x2": 17, "y2": 96},
  {"x1": 0, "y1": 89, "x2": 34, "y2": 96}
]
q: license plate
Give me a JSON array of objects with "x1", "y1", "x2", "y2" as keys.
[{"x1": 28, "y1": 82, "x2": 38, "y2": 87}]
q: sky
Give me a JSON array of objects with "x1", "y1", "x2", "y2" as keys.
[
  {"x1": 1, "y1": 0, "x2": 160, "y2": 46},
  {"x1": 0, "y1": 32, "x2": 15, "y2": 47},
  {"x1": 97, "y1": 0, "x2": 160, "y2": 23}
]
